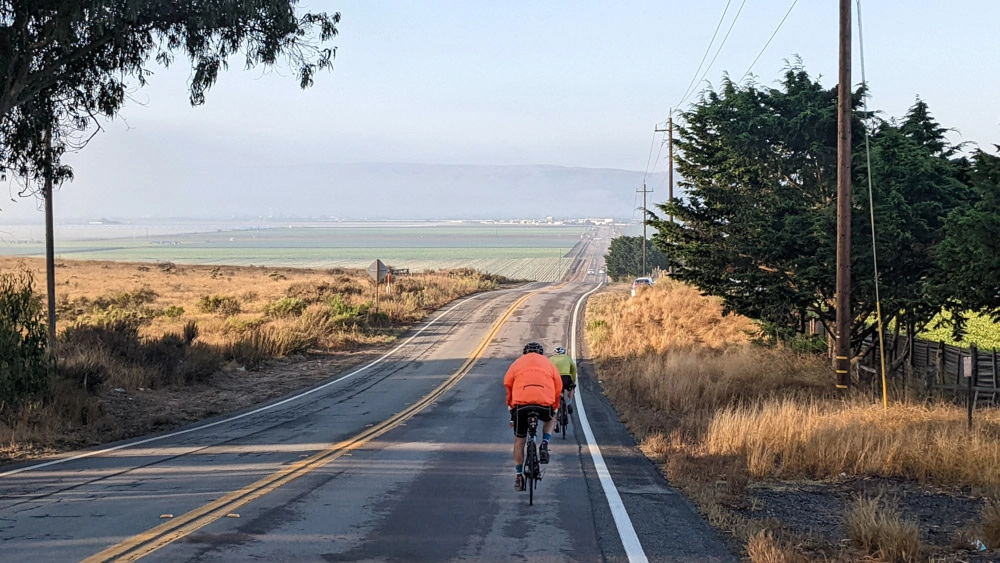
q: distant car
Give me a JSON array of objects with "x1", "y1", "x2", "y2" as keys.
[
  {"x1": 598, "y1": 268, "x2": 605, "y2": 274},
  {"x1": 587, "y1": 269, "x2": 595, "y2": 275},
  {"x1": 631, "y1": 276, "x2": 654, "y2": 296}
]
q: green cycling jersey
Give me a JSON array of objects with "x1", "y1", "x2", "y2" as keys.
[{"x1": 549, "y1": 354, "x2": 577, "y2": 384}]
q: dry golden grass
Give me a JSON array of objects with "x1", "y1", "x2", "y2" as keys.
[
  {"x1": 0, "y1": 257, "x2": 489, "y2": 348},
  {"x1": 746, "y1": 530, "x2": 808, "y2": 563},
  {"x1": 584, "y1": 277, "x2": 1000, "y2": 559},
  {"x1": 846, "y1": 495, "x2": 924, "y2": 562},
  {"x1": 586, "y1": 279, "x2": 1000, "y2": 491},
  {"x1": 587, "y1": 279, "x2": 757, "y2": 354},
  {"x1": 0, "y1": 257, "x2": 501, "y2": 464},
  {"x1": 706, "y1": 398, "x2": 1000, "y2": 493},
  {"x1": 0, "y1": 257, "x2": 495, "y2": 347}
]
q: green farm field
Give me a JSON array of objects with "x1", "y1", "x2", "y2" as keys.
[{"x1": 0, "y1": 221, "x2": 591, "y2": 282}]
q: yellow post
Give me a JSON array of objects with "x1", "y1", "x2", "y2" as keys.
[{"x1": 876, "y1": 302, "x2": 888, "y2": 410}]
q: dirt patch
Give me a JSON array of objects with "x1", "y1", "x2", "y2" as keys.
[{"x1": 735, "y1": 477, "x2": 992, "y2": 561}]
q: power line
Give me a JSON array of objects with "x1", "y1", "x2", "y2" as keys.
[
  {"x1": 740, "y1": 0, "x2": 800, "y2": 81},
  {"x1": 675, "y1": 0, "x2": 733, "y2": 109},
  {"x1": 677, "y1": 0, "x2": 749, "y2": 109},
  {"x1": 649, "y1": 134, "x2": 667, "y2": 176},
  {"x1": 856, "y1": 0, "x2": 888, "y2": 407},
  {"x1": 642, "y1": 130, "x2": 657, "y2": 179}
]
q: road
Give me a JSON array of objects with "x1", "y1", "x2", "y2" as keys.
[{"x1": 0, "y1": 226, "x2": 734, "y2": 562}]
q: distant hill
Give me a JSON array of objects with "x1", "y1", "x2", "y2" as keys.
[
  {"x1": 271, "y1": 162, "x2": 671, "y2": 220},
  {"x1": 50, "y1": 162, "x2": 671, "y2": 221}
]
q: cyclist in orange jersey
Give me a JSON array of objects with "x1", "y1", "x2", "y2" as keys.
[{"x1": 504, "y1": 341, "x2": 562, "y2": 491}]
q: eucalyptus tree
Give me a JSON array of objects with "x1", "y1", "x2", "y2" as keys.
[{"x1": 1, "y1": 0, "x2": 340, "y2": 190}]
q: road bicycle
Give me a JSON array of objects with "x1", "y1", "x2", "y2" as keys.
[
  {"x1": 554, "y1": 390, "x2": 570, "y2": 439},
  {"x1": 522, "y1": 413, "x2": 543, "y2": 505}
]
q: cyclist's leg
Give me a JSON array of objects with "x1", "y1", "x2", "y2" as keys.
[
  {"x1": 512, "y1": 406, "x2": 531, "y2": 490},
  {"x1": 561, "y1": 375, "x2": 575, "y2": 414},
  {"x1": 535, "y1": 406, "x2": 555, "y2": 463}
]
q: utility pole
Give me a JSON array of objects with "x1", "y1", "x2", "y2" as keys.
[
  {"x1": 654, "y1": 116, "x2": 675, "y2": 274},
  {"x1": 636, "y1": 181, "x2": 652, "y2": 275},
  {"x1": 835, "y1": 0, "x2": 852, "y2": 389},
  {"x1": 668, "y1": 116, "x2": 674, "y2": 223},
  {"x1": 654, "y1": 118, "x2": 674, "y2": 223},
  {"x1": 43, "y1": 127, "x2": 56, "y2": 349}
]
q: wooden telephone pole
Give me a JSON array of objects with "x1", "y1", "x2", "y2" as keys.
[
  {"x1": 654, "y1": 117, "x2": 675, "y2": 274},
  {"x1": 654, "y1": 118, "x2": 674, "y2": 222},
  {"x1": 43, "y1": 127, "x2": 56, "y2": 349},
  {"x1": 835, "y1": 0, "x2": 852, "y2": 389},
  {"x1": 636, "y1": 181, "x2": 652, "y2": 275}
]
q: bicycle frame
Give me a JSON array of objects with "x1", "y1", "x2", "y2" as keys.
[
  {"x1": 523, "y1": 414, "x2": 541, "y2": 505},
  {"x1": 558, "y1": 390, "x2": 570, "y2": 439}
]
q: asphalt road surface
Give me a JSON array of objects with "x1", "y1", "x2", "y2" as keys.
[{"x1": 0, "y1": 227, "x2": 734, "y2": 562}]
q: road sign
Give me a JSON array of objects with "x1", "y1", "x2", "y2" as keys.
[{"x1": 367, "y1": 259, "x2": 389, "y2": 283}]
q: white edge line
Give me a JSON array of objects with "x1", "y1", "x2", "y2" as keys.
[
  {"x1": 571, "y1": 282, "x2": 649, "y2": 563},
  {"x1": 0, "y1": 291, "x2": 496, "y2": 478}
]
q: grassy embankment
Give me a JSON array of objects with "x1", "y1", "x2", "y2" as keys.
[
  {"x1": 1, "y1": 257, "x2": 502, "y2": 463},
  {"x1": 585, "y1": 279, "x2": 1000, "y2": 562}
]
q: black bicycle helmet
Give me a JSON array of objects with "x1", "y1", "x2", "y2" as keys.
[
  {"x1": 523, "y1": 341, "x2": 544, "y2": 355},
  {"x1": 554, "y1": 346, "x2": 566, "y2": 355}
]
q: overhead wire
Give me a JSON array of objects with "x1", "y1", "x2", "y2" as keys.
[
  {"x1": 676, "y1": 0, "x2": 749, "y2": 110},
  {"x1": 675, "y1": 0, "x2": 733, "y2": 109},
  {"x1": 740, "y1": 0, "x2": 800, "y2": 81},
  {"x1": 856, "y1": 0, "x2": 888, "y2": 409},
  {"x1": 642, "y1": 130, "x2": 657, "y2": 179}
]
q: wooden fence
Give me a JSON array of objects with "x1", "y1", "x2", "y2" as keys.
[{"x1": 857, "y1": 334, "x2": 1000, "y2": 406}]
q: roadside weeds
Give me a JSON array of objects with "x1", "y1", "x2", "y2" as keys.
[
  {"x1": 0, "y1": 258, "x2": 506, "y2": 466},
  {"x1": 584, "y1": 279, "x2": 1000, "y2": 562}
]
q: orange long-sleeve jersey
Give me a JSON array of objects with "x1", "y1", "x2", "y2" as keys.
[{"x1": 504, "y1": 353, "x2": 563, "y2": 409}]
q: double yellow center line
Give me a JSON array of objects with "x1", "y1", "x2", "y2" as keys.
[{"x1": 85, "y1": 290, "x2": 536, "y2": 562}]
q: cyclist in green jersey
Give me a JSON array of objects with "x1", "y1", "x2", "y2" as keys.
[{"x1": 549, "y1": 346, "x2": 577, "y2": 414}]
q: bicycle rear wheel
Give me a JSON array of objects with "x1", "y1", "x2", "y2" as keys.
[
  {"x1": 561, "y1": 410, "x2": 567, "y2": 439},
  {"x1": 525, "y1": 444, "x2": 537, "y2": 505},
  {"x1": 528, "y1": 468, "x2": 535, "y2": 505}
]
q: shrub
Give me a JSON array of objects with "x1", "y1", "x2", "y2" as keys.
[
  {"x1": 58, "y1": 319, "x2": 219, "y2": 389},
  {"x1": 178, "y1": 343, "x2": 224, "y2": 384},
  {"x1": 162, "y1": 305, "x2": 184, "y2": 319},
  {"x1": 197, "y1": 295, "x2": 242, "y2": 316},
  {"x1": 0, "y1": 268, "x2": 53, "y2": 413},
  {"x1": 746, "y1": 530, "x2": 807, "y2": 563},
  {"x1": 980, "y1": 500, "x2": 1000, "y2": 549},
  {"x1": 57, "y1": 346, "x2": 106, "y2": 394},
  {"x1": 93, "y1": 287, "x2": 157, "y2": 310},
  {"x1": 222, "y1": 316, "x2": 268, "y2": 336},
  {"x1": 182, "y1": 320, "x2": 198, "y2": 345},
  {"x1": 845, "y1": 495, "x2": 923, "y2": 562},
  {"x1": 226, "y1": 329, "x2": 272, "y2": 370},
  {"x1": 265, "y1": 297, "x2": 307, "y2": 318}
]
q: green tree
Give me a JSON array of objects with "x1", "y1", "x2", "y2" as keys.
[
  {"x1": 0, "y1": 269, "x2": 52, "y2": 414},
  {"x1": 933, "y1": 148, "x2": 1000, "y2": 328},
  {"x1": 855, "y1": 100, "x2": 971, "y2": 347},
  {"x1": 604, "y1": 235, "x2": 668, "y2": 282},
  {"x1": 1, "y1": 0, "x2": 340, "y2": 191},
  {"x1": 650, "y1": 66, "x2": 970, "y2": 357}
]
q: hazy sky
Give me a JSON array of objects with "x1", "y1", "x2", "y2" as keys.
[{"x1": 3, "y1": 1, "x2": 999, "y2": 221}]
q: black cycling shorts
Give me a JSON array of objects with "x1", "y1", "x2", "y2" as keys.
[
  {"x1": 510, "y1": 404, "x2": 554, "y2": 438},
  {"x1": 561, "y1": 375, "x2": 577, "y2": 391}
]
